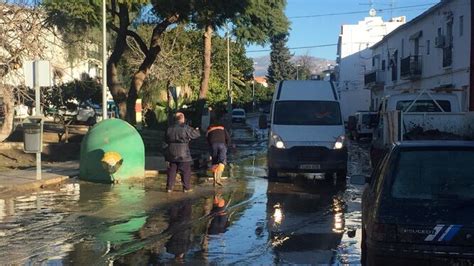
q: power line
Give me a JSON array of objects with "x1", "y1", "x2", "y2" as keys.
[
  {"x1": 289, "y1": 3, "x2": 436, "y2": 19},
  {"x1": 247, "y1": 43, "x2": 338, "y2": 53}
]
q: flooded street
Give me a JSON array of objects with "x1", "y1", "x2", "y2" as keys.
[{"x1": 0, "y1": 121, "x2": 371, "y2": 265}]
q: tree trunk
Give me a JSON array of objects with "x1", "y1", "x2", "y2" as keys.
[
  {"x1": 108, "y1": 62, "x2": 128, "y2": 119},
  {"x1": 199, "y1": 24, "x2": 213, "y2": 99},
  {"x1": 107, "y1": 3, "x2": 129, "y2": 120},
  {"x1": 127, "y1": 15, "x2": 179, "y2": 124},
  {"x1": 0, "y1": 87, "x2": 14, "y2": 142}
]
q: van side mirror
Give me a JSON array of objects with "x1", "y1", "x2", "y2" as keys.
[{"x1": 350, "y1": 175, "x2": 370, "y2": 185}]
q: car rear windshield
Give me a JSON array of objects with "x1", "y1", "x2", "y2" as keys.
[
  {"x1": 232, "y1": 110, "x2": 245, "y2": 116},
  {"x1": 396, "y1": 100, "x2": 451, "y2": 112},
  {"x1": 273, "y1": 101, "x2": 342, "y2": 125},
  {"x1": 391, "y1": 148, "x2": 474, "y2": 200}
]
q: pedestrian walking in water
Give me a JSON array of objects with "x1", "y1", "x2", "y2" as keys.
[
  {"x1": 165, "y1": 112, "x2": 200, "y2": 192},
  {"x1": 206, "y1": 118, "x2": 230, "y2": 186}
]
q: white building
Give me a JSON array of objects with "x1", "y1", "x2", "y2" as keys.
[
  {"x1": 365, "y1": 0, "x2": 472, "y2": 111},
  {"x1": 336, "y1": 11, "x2": 406, "y2": 121},
  {"x1": 1, "y1": 3, "x2": 101, "y2": 88}
]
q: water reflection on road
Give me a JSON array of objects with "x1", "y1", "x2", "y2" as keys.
[{"x1": 0, "y1": 125, "x2": 370, "y2": 265}]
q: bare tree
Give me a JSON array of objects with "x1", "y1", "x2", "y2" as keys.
[{"x1": 0, "y1": 1, "x2": 46, "y2": 141}]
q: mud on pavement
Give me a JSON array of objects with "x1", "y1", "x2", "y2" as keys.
[{"x1": 0, "y1": 122, "x2": 371, "y2": 265}]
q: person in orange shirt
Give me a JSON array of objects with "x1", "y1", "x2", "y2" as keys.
[{"x1": 206, "y1": 119, "x2": 231, "y2": 186}]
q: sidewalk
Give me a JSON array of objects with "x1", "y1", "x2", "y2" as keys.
[
  {"x1": 0, "y1": 155, "x2": 170, "y2": 196},
  {"x1": 0, "y1": 161, "x2": 79, "y2": 197}
]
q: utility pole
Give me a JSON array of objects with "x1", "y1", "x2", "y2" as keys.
[
  {"x1": 252, "y1": 61, "x2": 257, "y2": 112},
  {"x1": 102, "y1": 0, "x2": 108, "y2": 120},
  {"x1": 33, "y1": 61, "x2": 41, "y2": 180},
  {"x1": 296, "y1": 64, "x2": 301, "y2": 80}
]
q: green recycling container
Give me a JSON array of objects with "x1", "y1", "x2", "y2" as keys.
[{"x1": 80, "y1": 118, "x2": 145, "y2": 183}]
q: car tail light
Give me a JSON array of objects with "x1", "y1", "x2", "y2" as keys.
[{"x1": 372, "y1": 223, "x2": 397, "y2": 242}]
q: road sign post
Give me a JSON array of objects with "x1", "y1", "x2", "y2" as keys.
[
  {"x1": 24, "y1": 60, "x2": 50, "y2": 180},
  {"x1": 34, "y1": 61, "x2": 41, "y2": 180}
]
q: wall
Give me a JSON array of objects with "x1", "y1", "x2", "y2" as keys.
[
  {"x1": 2, "y1": 6, "x2": 100, "y2": 88},
  {"x1": 336, "y1": 15, "x2": 405, "y2": 120},
  {"x1": 369, "y1": 0, "x2": 471, "y2": 111}
]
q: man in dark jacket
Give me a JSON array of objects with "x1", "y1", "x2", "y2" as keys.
[
  {"x1": 165, "y1": 112, "x2": 200, "y2": 192},
  {"x1": 206, "y1": 120, "x2": 230, "y2": 186}
]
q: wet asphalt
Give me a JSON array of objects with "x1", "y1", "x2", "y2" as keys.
[{"x1": 0, "y1": 117, "x2": 371, "y2": 265}]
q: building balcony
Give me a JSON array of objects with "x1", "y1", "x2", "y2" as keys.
[
  {"x1": 400, "y1": 55, "x2": 422, "y2": 80},
  {"x1": 364, "y1": 70, "x2": 385, "y2": 89}
]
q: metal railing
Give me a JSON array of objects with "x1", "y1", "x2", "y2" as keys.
[{"x1": 400, "y1": 55, "x2": 422, "y2": 80}]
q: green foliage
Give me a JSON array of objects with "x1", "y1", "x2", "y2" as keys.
[
  {"x1": 42, "y1": 0, "x2": 288, "y2": 123},
  {"x1": 151, "y1": 0, "x2": 193, "y2": 20},
  {"x1": 190, "y1": 0, "x2": 248, "y2": 29},
  {"x1": 267, "y1": 33, "x2": 295, "y2": 85},
  {"x1": 297, "y1": 66, "x2": 312, "y2": 80},
  {"x1": 233, "y1": 0, "x2": 289, "y2": 45},
  {"x1": 43, "y1": 0, "x2": 101, "y2": 31},
  {"x1": 43, "y1": 76, "x2": 102, "y2": 111}
]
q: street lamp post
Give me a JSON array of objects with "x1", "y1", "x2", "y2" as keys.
[
  {"x1": 252, "y1": 79, "x2": 255, "y2": 112},
  {"x1": 296, "y1": 64, "x2": 301, "y2": 80},
  {"x1": 102, "y1": 0, "x2": 107, "y2": 120}
]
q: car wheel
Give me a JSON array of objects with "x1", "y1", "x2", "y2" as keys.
[{"x1": 268, "y1": 168, "x2": 278, "y2": 180}]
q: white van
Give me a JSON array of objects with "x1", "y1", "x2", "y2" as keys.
[
  {"x1": 348, "y1": 111, "x2": 378, "y2": 140},
  {"x1": 267, "y1": 80, "x2": 347, "y2": 180}
]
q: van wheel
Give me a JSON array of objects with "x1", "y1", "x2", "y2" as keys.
[
  {"x1": 268, "y1": 168, "x2": 278, "y2": 180},
  {"x1": 361, "y1": 228, "x2": 367, "y2": 265},
  {"x1": 336, "y1": 169, "x2": 347, "y2": 183}
]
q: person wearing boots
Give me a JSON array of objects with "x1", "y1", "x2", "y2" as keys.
[
  {"x1": 206, "y1": 119, "x2": 231, "y2": 187},
  {"x1": 165, "y1": 112, "x2": 200, "y2": 192}
]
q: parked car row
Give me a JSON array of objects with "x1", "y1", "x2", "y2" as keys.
[
  {"x1": 356, "y1": 91, "x2": 474, "y2": 265},
  {"x1": 46, "y1": 100, "x2": 119, "y2": 125},
  {"x1": 265, "y1": 79, "x2": 474, "y2": 264}
]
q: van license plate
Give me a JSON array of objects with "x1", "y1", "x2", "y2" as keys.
[{"x1": 299, "y1": 164, "x2": 320, "y2": 170}]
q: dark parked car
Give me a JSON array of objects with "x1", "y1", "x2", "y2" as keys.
[{"x1": 358, "y1": 141, "x2": 474, "y2": 265}]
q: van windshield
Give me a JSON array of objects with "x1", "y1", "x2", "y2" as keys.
[
  {"x1": 391, "y1": 148, "x2": 474, "y2": 200},
  {"x1": 396, "y1": 100, "x2": 451, "y2": 112},
  {"x1": 273, "y1": 101, "x2": 342, "y2": 125}
]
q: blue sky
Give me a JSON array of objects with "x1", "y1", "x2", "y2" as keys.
[{"x1": 246, "y1": 0, "x2": 439, "y2": 60}]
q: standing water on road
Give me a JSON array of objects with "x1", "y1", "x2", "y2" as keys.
[{"x1": 0, "y1": 121, "x2": 370, "y2": 264}]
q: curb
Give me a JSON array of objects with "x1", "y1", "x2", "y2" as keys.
[
  {"x1": 8, "y1": 175, "x2": 69, "y2": 192},
  {"x1": 0, "y1": 174, "x2": 69, "y2": 199}
]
